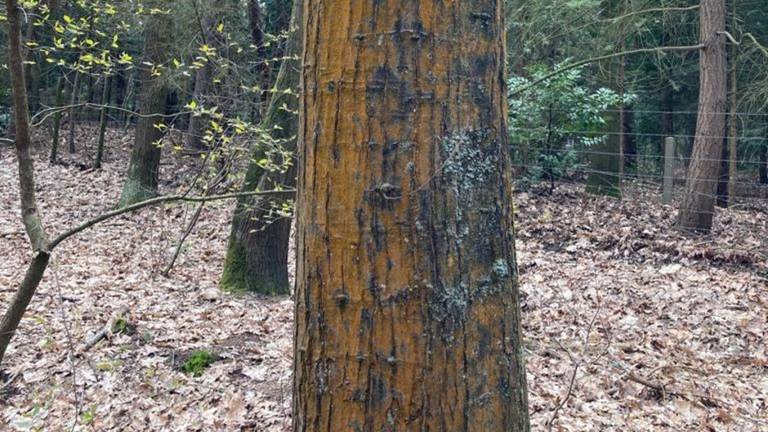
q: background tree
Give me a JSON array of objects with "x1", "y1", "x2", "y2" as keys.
[
  {"x1": 677, "y1": 0, "x2": 727, "y2": 233},
  {"x1": 118, "y1": 3, "x2": 174, "y2": 207},
  {"x1": 293, "y1": 0, "x2": 529, "y2": 429},
  {"x1": 220, "y1": 0, "x2": 302, "y2": 295}
]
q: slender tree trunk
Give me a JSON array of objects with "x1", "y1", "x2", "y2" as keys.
[
  {"x1": 186, "y1": 0, "x2": 226, "y2": 150},
  {"x1": 118, "y1": 3, "x2": 172, "y2": 207},
  {"x1": 186, "y1": 64, "x2": 212, "y2": 150},
  {"x1": 677, "y1": 0, "x2": 727, "y2": 233},
  {"x1": 0, "y1": 0, "x2": 51, "y2": 367},
  {"x1": 726, "y1": 0, "x2": 738, "y2": 202},
  {"x1": 760, "y1": 116, "x2": 768, "y2": 184},
  {"x1": 220, "y1": 0, "x2": 303, "y2": 295},
  {"x1": 67, "y1": 72, "x2": 81, "y2": 154},
  {"x1": 293, "y1": 1, "x2": 530, "y2": 430},
  {"x1": 95, "y1": 77, "x2": 111, "y2": 169},
  {"x1": 49, "y1": 75, "x2": 65, "y2": 163},
  {"x1": 587, "y1": 0, "x2": 623, "y2": 196},
  {"x1": 623, "y1": 106, "x2": 637, "y2": 174},
  {"x1": 248, "y1": 0, "x2": 270, "y2": 118}
]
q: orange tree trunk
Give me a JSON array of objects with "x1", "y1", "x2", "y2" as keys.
[
  {"x1": 677, "y1": 0, "x2": 727, "y2": 233},
  {"x1": 293, "y1": 1, "x2": 530, "y2": 430}
]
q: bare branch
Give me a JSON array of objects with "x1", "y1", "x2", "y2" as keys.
[
  {"x1": 47, "y1": 189, "x2": 296, "y2": 250},
  {"x1": 511, "y1": 45, "x2": 706, "y2": 97}
]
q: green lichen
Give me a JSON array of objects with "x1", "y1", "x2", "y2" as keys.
[{"x1": 181, "y1": 350, "x2": 218, "y2": 377}]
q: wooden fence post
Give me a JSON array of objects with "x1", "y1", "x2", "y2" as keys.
[{"x1": 662, "y1": 136, "x2": 675, "y2": 204}]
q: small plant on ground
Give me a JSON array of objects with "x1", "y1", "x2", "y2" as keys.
[{"x1": 181, "y1": 350, "x2": 218, "y2": 377}]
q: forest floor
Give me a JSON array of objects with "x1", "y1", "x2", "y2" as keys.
[{"x1": 1, "y1": 128, "x2": 767, "y2": 431}]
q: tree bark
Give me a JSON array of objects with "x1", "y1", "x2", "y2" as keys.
[
  {"x1": 186, "y1": 0, "x2": 226, "y2": 150},
  {"x1": 587, "y1": 0, "x2": 623, "y2": 196},
  {"x1": 293, "y1": 1, "x2": 530, "y2": 430},
  {"x1": 0, "y1": 0, "x2": 52, "y2": 367},
  {"x1": 66, "y1": 72, "x2": 81, "y2": 154},
  {"x1": 677, "y1": 0, "x2": 727, "y2": 233},
  {"x1": 716, "y1": 131, "x2": 729, "y2": 207},
  {"x1": 586, "y1": 110, "x2": 622, "y2": 197},
  {"x1": 726, "y1": 0, "x2": 738, "y2": 202},
  {"x1": 95, "y1": 77, "x2": 111, "y2": 169},
  {"x1": 248, "y1": 0, "x2": 270, "y2": 118},
  {"x1": 220, "y1": 0, "x2": 303, "y2": 295},
  {"x1": 118, "y1": 4, "x2": 172, "y2": 207},
  {"x1": 761, "y1": 116, "x2": 768, "y2": 184},
  {"x1": 49, "y1": 75, "x2": 65, "y2": 163}
]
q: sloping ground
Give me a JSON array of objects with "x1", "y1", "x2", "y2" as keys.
[{"x1": 1, "y1": 132, "x2": 766, "y2": 430}]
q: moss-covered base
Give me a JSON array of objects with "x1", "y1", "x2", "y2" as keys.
[{"x1": 219, "y1": 240, "x2": 290, "y2": 296}]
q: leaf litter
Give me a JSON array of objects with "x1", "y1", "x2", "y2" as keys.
[{"x1": 0, "y1": 128, "x2": 766, "y2": 430}]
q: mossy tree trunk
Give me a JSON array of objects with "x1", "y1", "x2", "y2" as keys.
[
  {"x1": 293, "y1": 1, "x2": 530, "y2": 430},
  {"x1": 678, "y1": 0, "x2": 727, "y2": 233},
  {"x1": 118, "y1": 4, "x2": 172, "y2": 207},
  {"x1": 220, "y1": 0, "x2": 303, "y2": 295}
]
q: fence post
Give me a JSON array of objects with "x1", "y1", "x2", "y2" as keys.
[{"x1": 662, "y1": 136, "x2": 675, "y2": 204}]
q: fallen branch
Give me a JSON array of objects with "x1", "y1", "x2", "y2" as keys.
[{"x1": 80, "y1": 307, "x2": 130, "y2": 353}]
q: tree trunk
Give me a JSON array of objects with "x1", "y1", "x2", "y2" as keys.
[
  {"x1": 95, "y1": 77, "x2": 111, "y2": 169},
  {"x1": 726, "y1": 0, "x2": 738, "y2": 202},
  {"x1": 587, "y1": 0, "x2": 623, "y2": 196},
  {"x1": 248, "y1": 0, "x2": 270, "y2": 118},
  {"x1": 716, "y1": 131, "x2": 729, "y2": 207},
  {"x1": 186, "y1": 0, "x2": 226, "y2": 150},
  {"x1": 293, "y1": 1, "x2": 530, "y2": 430},
  {"x1": 49, "y1": 75, "x2": 64, "y2": 163},
  {"x1": 118, "y1": 3, "x2": 172, "y2": 207},
  {"x1": 186, "y1": 62, "x2": 213, "y2": 150},
  {"x1": 0, "y1": 0, "x2": 52, "y2": 367},
  {"x1": 761, "y1": 117, "x2": 768, "y2": 184},
  {"x1": 67, "y1": 72, "x2": 81, "y2": 154},
  {"x1": 220, "y1": 0, "x2": 303, "y2": 295},
  {"x1": 623, "y1": 106, "x2": 637, "y2": 174},
  {"x1": 677, "y1": 0, "x2": 727, "y2": 233},
  {"x1": 587, "y1": 111, "x2": 622, "y2": 197}
]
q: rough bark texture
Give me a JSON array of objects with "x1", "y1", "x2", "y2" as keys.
[
  {"x1": 677, "y1": 0, "x2": 727, "y2": 233},
  {"x1": 716, "y1": 131, "x2": 729, "y2": 207},
  {"x1": 293, "y1": 1, "x2": 530, "y2": 430},
  {"x1": 220, "y1": 0, "x2": 303, "y2": 295},
  {"x1": 118, "y1": 5, "x2": 172, "y2": 207}
]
